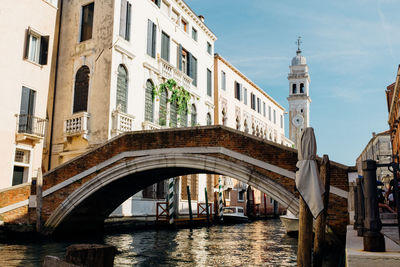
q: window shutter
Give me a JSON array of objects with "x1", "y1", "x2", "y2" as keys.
[
  {"x1": 192, "y1": 56, "x2": 197, "y2": 86},
  {"x1": 161, "y1": 32, "x2": 169, "y2": 61},
  {"x1": 23, "y1": 29, "x2": 29, "y2": 59},
  {"x1": 239, "y1": 83, "x2": 243, "y2": 101},
  {"x1": 119, "y1": 0, "x2": 127, "y2": 38},
  {"x1": 20, "y1": 87, "x2": 30, "y2": 115},
  {"x1": 147, "y1": 20, "x2": 153, "y2": 56},
  {"x1": 152, "y1": 22, "x2": 157, "y2": 58},
  {"x1": 186, "y1": 51, "x2": 192, "y2": 77},
  {"x1": 178, "y1": 44, "x2": 182, "y2": 71},
  {"x1": 39, "y1": 35, "x2": 49, "y2": 65},
  {"x1": 207, "y1": 69, "x2": 212, "y2": 97},
  {"x1": 126, "y1": 2, "x2": 131, "y2": 41}
]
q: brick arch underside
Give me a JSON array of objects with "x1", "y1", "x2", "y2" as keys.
[{"x1": 43, "y1": 154, "x2": 299, "y2": 236}]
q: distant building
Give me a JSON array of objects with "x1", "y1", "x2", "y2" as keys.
[
  {"x1": 213, "y1": 54, "x2": 292, "y2": 215},
  {"x1": 356, "y1": 131, "x2": 392, "y2": 184},
  {"x1": 0, "y1": 0, "x2": 58, "y2": 189},
  {"x1": 387, "y1": 65, "x2": 400, "y2": 159},
  {"x1": 287, "y1": 41, "x2": 311, "y2": 148}
]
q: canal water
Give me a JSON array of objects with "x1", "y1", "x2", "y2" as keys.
[{"x1": 0, "y1": 220, "x2": 298, "y2": 266}]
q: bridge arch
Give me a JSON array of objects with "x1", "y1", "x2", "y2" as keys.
[{"x1": 44, "y1": 152, "x2": 299, "y2": 235}]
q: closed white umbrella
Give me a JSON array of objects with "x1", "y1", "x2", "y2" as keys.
[{"x1": 296, "y1": 127, "x2": 325, "y2": 218}]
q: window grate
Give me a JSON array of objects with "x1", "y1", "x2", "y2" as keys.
[{"x1": 15, "y1": 149, "x2": 30, "y2": 164}]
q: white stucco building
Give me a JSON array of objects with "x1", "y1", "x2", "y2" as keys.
[
  {"x1": 213, "y1": 54, "x2": 293, "y2": 214},
  {"x1": 0, "y1": 0, "x2": 58, "y2": 189},
  {"x1": 214, "y1": 54, "x2": 292, "y2": 146},
  {"x1": 46, "y1": 0, "x2": 217, "y2": 218}
]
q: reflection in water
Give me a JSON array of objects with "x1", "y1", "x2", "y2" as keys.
[
  {"x1": 106, "y1": 220, "x2": 297, "y2": 266},
  {"x1": 0, "y1": 220, "x2": 297, "y2": 267}
]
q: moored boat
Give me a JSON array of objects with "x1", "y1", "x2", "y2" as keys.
[
  {"x1": 279, "y1": 210, "x2": 299, "y2": 235},
  {"x1": 222, "y1": 206, "x2": 249, "y2": 223}
]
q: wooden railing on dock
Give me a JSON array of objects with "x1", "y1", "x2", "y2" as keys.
[
  {"x1": 156, "y1": 202, "x2": 169, "y2": 221},
  {"x1": 197, "y1": 203, "x2": 213, "y2": 218}
]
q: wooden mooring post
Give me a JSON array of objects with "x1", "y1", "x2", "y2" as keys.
[
  {"x1": 187, "y1": 186, "x2": 193, "y2": 225},
  {"x1": 297, "y1": 195, "x2": 313, "y2": 267},
  {"x1": 36, "y1": 168, "x2": 43, "y2": 233},
  {"x1": 205, "y1": 188, "x2": 210, "y2": 225},
  {"x1": 313, "y1": 155, "x2": 331, "y2": 267}
]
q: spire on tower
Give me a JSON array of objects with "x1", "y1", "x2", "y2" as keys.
[{"x1": 296, "y1": 36, "x2": 302, "y2": 55}]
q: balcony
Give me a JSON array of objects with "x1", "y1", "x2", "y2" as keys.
[
  {"x1": 111, "y1": 109, "x2": 135, "y2": 136},
  {"x1": 64, "y1": 112, "x2": 89, "y2": 139},
  {"x1": 142, "y1": 120, "x2": 165, "y2": 130},
  {"x1": 158, "y1": 58, "x2": 193, "y2": 90},
  {"x1": 15, "y1": 114, "x2": 47, "y2": 144}
]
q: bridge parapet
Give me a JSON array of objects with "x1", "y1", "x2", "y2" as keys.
[{"x1": 0, "y1": 126, "x2": 352, "y2": 240}]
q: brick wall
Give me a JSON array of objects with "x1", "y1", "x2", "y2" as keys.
[{"x1": 1, "y1": 126, "x2": 351, "y2": 238}]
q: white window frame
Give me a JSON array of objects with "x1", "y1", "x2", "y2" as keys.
[
  {"x1": 238, "y1": 190, "x2": 245, "y2": 202},
  {"x1": 27, "y1": 30, "x2": 41, "y2": 63},
  {"x1": 12, "y1": 145, "x2": 33, "y2": 185}
]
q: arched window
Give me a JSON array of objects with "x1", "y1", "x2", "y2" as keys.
[
  {"x1": 73, "y1": 65, "x2": 90, "y2": 113},
  {"x1": 191, "y1": 104, "x2": 197, "y2": 126},
  {"x1": 159, "y1": 88, "x2": 167, "y2": 126},
  {"x1": 144, "y1": 79, "x2": 154, "y2": 122},
  {"x1": 292, "y1": 84, "x2": 297, "y2": 94},
  {"x1": 116, "y1": 65, "x2": 128, "y2": 113},
  {"x1": 170, "y1": 101, "x2": 178, "y2": 127},
  {"x1": 181, "y1": 108, "x2": 188, "y2": 127},
  {"x1": 206, "y1": 113, "x2": 212, "y2": 126},
  {"x1": 300, "y1": 83, "x2": 304, "y2": 94}
]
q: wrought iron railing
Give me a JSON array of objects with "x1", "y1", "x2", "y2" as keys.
[{"x1": 15, "y1": 114, "x2": 47, "y2": 138}]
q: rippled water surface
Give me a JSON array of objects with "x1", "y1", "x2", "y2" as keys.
[{"x1": 0, "y1": 220, "x2": 297, "y2": 266}]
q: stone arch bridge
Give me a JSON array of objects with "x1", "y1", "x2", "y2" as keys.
[{"x1": 0, "y1": 126, "x2": 351, "y2": 239}]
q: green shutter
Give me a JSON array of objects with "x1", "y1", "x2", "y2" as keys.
[
  {"x1": 159, "y1": 89, "x2": 167, "y2": 126},
  {"x1": 145, "y1": 80, "x2": 154, "y2": 122},
  {"x1": 116, "y1": 65, "x2": 128, "y2": 113},
  {"x1": 170, "y1": 101, "x2": 177, "y2": 127},
  {"x1": 152, "y1": 23, "x2": 157, "y2": 58},
  {"x1": 207, "y1": 69, "x2": 212, "y2": 97},
  {"x1": 147, "y1": 20, "x2": 153, "y2": 56},
  {"x1": 178, "y1": 44, "x2": 182, "y2": 71},
  {"x1": 161, "y1": 32, "x2": 169, "y2": 61},
  {"x1": 126, "y1": 2, "x2": 131, "y2": 41}
]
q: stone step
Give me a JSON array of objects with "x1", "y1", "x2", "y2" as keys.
[
  {"x1": 381, "y1": 219, "x2": 398, "y2": 226},
  {"x1": 380, "y1": 212, "x2": 397, "y2": 219}
]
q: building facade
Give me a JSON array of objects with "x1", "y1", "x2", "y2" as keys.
[
  {"x1": 387, "y1": 65, "x2": 400, "y2": 159},
  {"x1": 356, "y1": 131, "x2": 392, "y2": 184},
  {"x1": 45, "y1": 0, "x2": 217, "y2": 218},
  {"x1": 0, "y1": 0, "x2": 58, "y2": 189},
  {"x1": 287, "y1": 46, "x2": 311, "y2": 148},
  {"x1": 213, "y1": 54, "x2": 292, "y2": 215}
]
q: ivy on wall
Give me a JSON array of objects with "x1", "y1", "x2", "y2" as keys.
[{"x1": 153, "y1": 79, "x2": 192, "y2": 118}]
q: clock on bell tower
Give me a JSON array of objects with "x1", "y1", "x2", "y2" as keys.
[{"x1": 287, "y1": 37, "x2": 311, "y2": 148}]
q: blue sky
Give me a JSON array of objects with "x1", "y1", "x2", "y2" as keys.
[{"x1": 187, "y1": 0, "x2": 400, "y2": 166}]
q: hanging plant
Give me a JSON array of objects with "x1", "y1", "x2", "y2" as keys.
[{"x1": 153, "y1": 79, "x2": 192, "y2": 117}]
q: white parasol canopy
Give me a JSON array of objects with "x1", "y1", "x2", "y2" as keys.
[{"x1": 295, "y1": 127, "x2": 325, "y2": 218}]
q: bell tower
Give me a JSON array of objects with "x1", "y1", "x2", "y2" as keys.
[{"x1": 287, "y1": 37, "x2": 311, "y2": 148}]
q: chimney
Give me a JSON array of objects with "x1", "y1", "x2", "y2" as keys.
[
  {"x1": 372, "y1": 132, "x2": 376, "y2": 137},
  {"x1": 198, "y1": 15, "x2": 204, "y2": 22}
]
